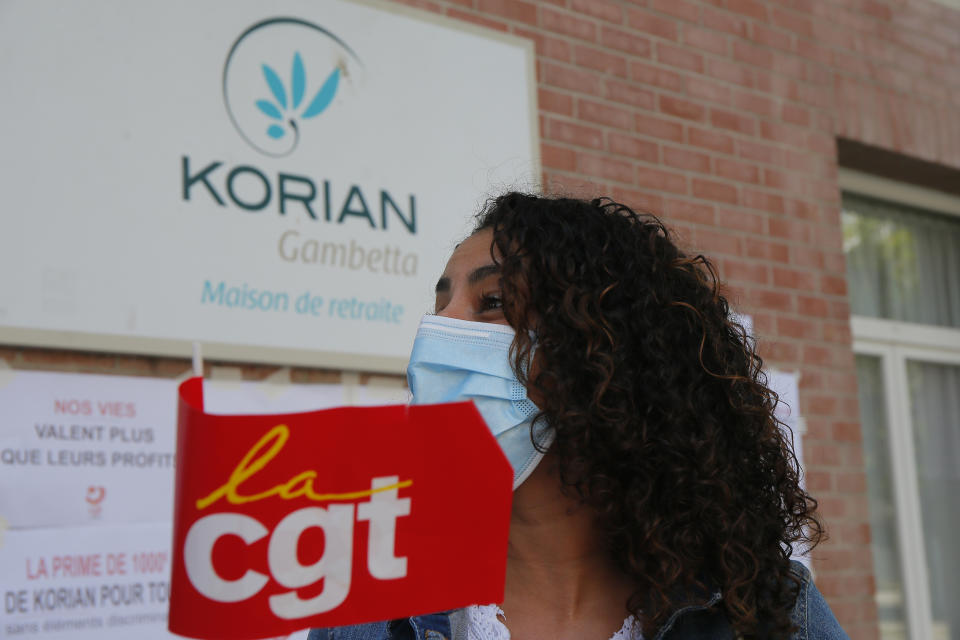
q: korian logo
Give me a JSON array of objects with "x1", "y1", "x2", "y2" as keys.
[{"x1": 223, "y1": 17, "x2": 362, "y2": 157}]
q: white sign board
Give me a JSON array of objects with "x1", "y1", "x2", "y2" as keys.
[
  {"x1": 0, "y1": 0, "x2": 538, "y2": 373},
  {"x1": 0, "y1": 371, "x2": 178, "y2": 530},
  {"x1": 0, "y1": 370, "x2": 396, "y2": 530},
  {"x1": 0, "y1": 523, "x2": 176, "y2": 639}
]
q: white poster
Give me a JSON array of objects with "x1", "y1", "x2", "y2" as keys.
[
  {"x1": 0, "y1": 370, "x2": 373, "y2": 639},
  {"x1": 0, "y1": 523, "x2": 176, "y2": 639},
  {"x1": 0, "y1": 372, "x2": 178, "y2": 530},
  {"x1": 0, "y1": 0, "x2": 538, "y2": 373}
]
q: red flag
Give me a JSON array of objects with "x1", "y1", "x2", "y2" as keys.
[{"x1": 169, "y1": 377, "x2": 512, "y2": 639}]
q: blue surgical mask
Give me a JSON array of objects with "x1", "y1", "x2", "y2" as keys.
[{"x1": 407, "y1": 315, "x2": 553, "y2": 489}]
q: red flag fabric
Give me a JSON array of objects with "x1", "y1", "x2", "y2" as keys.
[{"x1": 169, "y1": 377, "x2": 512, "y2": 639}]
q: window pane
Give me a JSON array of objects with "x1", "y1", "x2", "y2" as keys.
[
  {"x1": 842, "y1": 193, "x2": 960, "y2": 328},
  {"x1": 855, "y1": 355, "x2": 909, "y2": 639},
  {"x1": 907, "y1": 359, "x2": 960, "y2": 640}
]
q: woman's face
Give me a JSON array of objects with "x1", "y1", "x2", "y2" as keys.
[{"x1": 433, "y1": 228, "x2": 509, "y2": 326}]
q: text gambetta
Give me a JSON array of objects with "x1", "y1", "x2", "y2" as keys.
[{"x1": 183, "y1": 425, "x2": 412, "y2": 619}]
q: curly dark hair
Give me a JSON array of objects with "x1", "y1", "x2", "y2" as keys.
[{"x1": 473, "y1": 192, "x2": 823, "y2": 639}]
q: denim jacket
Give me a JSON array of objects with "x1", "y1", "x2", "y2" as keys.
[{"x1": 307, "y1": 561, "x2": 848, "y2": 640}]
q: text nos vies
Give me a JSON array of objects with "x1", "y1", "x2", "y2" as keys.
[{"x1": 183, "y1": 424, "x2": 412, "y2": 619}]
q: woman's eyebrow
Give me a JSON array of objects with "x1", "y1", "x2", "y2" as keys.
[
  {"x1": 468, "y1": 264, "x2": 500, "y2": 284},
  {"x1": 435, "y1": 276, "x2": 450, "y2": 293}
]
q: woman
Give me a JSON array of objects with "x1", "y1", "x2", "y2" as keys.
[{"x1": 310, "y1": 193, "x2": 847, "y2": 639}]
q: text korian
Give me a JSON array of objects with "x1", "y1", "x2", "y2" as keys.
[{"x1": 182, "y1": 156, "x2": 417, "y2": 233}]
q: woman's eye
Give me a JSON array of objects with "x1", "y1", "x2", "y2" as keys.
[{"x1": 480, "y1": 294, "x2": 503, "y2": 312}]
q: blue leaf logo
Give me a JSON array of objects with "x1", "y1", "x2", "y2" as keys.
[{"x1": 254, "y1": 51, "x2": 340, "y2": 144}]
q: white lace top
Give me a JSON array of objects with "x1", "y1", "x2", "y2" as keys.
[{"x1": 451, "y1": 604, "x2": 644, "y2": 640}]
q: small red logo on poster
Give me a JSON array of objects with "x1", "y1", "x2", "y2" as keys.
[{"x1": 86, "y1": 485, "x2": 106, "y2": 518}]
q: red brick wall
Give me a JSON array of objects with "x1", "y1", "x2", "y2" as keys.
[
  {"x1": 387, "y1": 0, "x2": 960, "y2": 638},
  {"x1": 5, "y1": 0, "x2": 960, "y2": 637}
]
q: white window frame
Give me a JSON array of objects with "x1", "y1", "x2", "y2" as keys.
[{"x1": 841, "y1": 168, "x2": 960, "y2": 640}]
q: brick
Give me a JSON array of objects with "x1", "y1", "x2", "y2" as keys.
[
  {"x1": 546, "y1": 118, "x2": 605, "y2": 148},
  {"x1": 778, "y1": 316, "x2": 819, "y2": 339},
  {"x1": 797, "y1": 39, "x2": 833, "y2": 67},
  {"x1": 541, "y1": 7, "x2": 598, "y2": 41},
  {"x1": 663, "y1": 146, "x2": 712, "y2": 172},
  {"x1": 476, "y1": 0, "x2": 538, "y2": 24},
  {"x1": 577, "y1": 152, "x2": 636, "y2": 183},
  {"x1": 627, "y1": 9, "x2": 680, "y2": 40},
  {"x1": 780, "y1": 102, "x2": 810, "y2": 127},
  {"x1": 821, "y1": 274, "x2": 848, "y2": 296},
  {"x1": 722, "y1": 257, "x2": 769, "y2": 284},
  {"x1": 446, "y1": 8, "x2": 509, "y2": 31},
  {"x1": 711, "y1": 108, "x2": 757, "y2": 134},
  {"x1": 749, "y1": 287, "x2": 795, "y2": 313},
  {"x1": 637, "y1": 167, "x2": 688, "y2": 193},
  {"x1": 805, "y1": 470, "x2": 833, "y2": 492},
  {"x1": 750, "y1": 23, "x2": 794, "y2": 52},
  {"x1": 543, "y1": 62, "x2": 602, "y2": 94},
  {"x1": 734, "y1": 90, "x2": 776, "y2": 117},
  {"x1": 726, "y1": 0, "x2": 769, "y2": 21},
  {"x1": 650, "y1": 0, "x2": 701, "y2": 22},
  {"x1": 636, "y1": 112, "x2": 685, "y2": 141},
  {"x1": 664, "y1": 198, "x2": 716, "y2": 224},
  {"x1": 769, "y1": 218, "x2": 811, "y2": 243},
  {"x1": 733, "y1": 40, "x2": 776, "y2": 71},
  {"x1": 717, "y1": 207, "x2": 765, "y2": 234},
  {"x1": 605, "y1": 80, "x2": 656, "y2": 109},
  {"x1": 799, "y1": 369, "x2": 824, "y2": 390},
  {"x1": 683, "y1": 25, "x2": 728, "y2": 55},
  {"x1": 745, "y1": 237, "x2": 790, "y2": 262},
  {"x1": 695, "y1": 228, "x2": 744, "y2": 256},
  {"x1": 792, "y1": 246, "x2": 825, "y2": 270},
  {"x1": 742, "y1": 188, "x2": 785, "y2": 214},
  {"x1": 802, "y1": 345, "x2": 832, "y2": 367},
  {"x1": 737, "y1": 139, "x2": 784, "y2": 164},
  {"x1": 773, "y1": 267, "x2": 818, "y2": 291},
  {"x1": 657, "y1": 41, "x2": 705, "y2": 73},
  {"x1": 692, "y1": 178, "x2": 739, "y2": 204},
  {"x1": 784, "y1": 198, "x2": 820, "y2": 221},
  {"x1": 630, "y1": 61, "x2": 686, "y2": 92},
  {"x1": 609, "y1": 133, "x2": 660, "y2": 162},
  {"x1": 689, "y1": 126, "x2": 735, "y2": 154},
  {"x1": 706, "y1": 58, "x2": 755, "y2": 88},
  {"x1": 756, "y1": 70, "x2": 798, "y2": 100},
  {"x1": 761, "y1": 121, "x2": 809, "y2": 149},
  {"x1": 797, "y1": 83, "x2": 832, "y2": 109},
  {"x1": 700, "y1": 6, "x2": 749, "y2": 37},
  {"x1": 759, "y1": 338, "x2": 800, "y2": 363},
  {"x1": 579, "y1": 99, "x2": 634, "y2": 129},
  {"x1": 515, "y1": 28, "x2": 572, "y2": 61},
  {"x1": 539, "y1": 88, "x2": 574, "y2": 116},
  {"x1": 575, "y1": 45, "x2": 629, "y2": 77},
  {"x1": 833, "y1": 421, "x2": 861, "y2": 443},
  {"x1": 715, "y1": 157, "x2": 760, "y2": 183},
  {"x1": 772, "y1": 7, "x2": 814, "y2": 36},
  {"x1": 828, "y1": 300, "x2": 850, "y2": 320},
  {"x1": 659, "y1": 95, "x2": 706, "y2": 121},
  {"x1": 601, "y1": 26, "x2": 652, "y2": 57},
  {"x1": 570, "y1": 0, "x2": 623, "y2": 23},
  {"x1": 609, "y1": 187, "x2": 665, "y2": 213},
  {"x1": 541, "y1": 143, "x2": 577, "y2": 171},
  {"x1": 685, "y1": 77, "x2": 732, "y2": 104}
]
